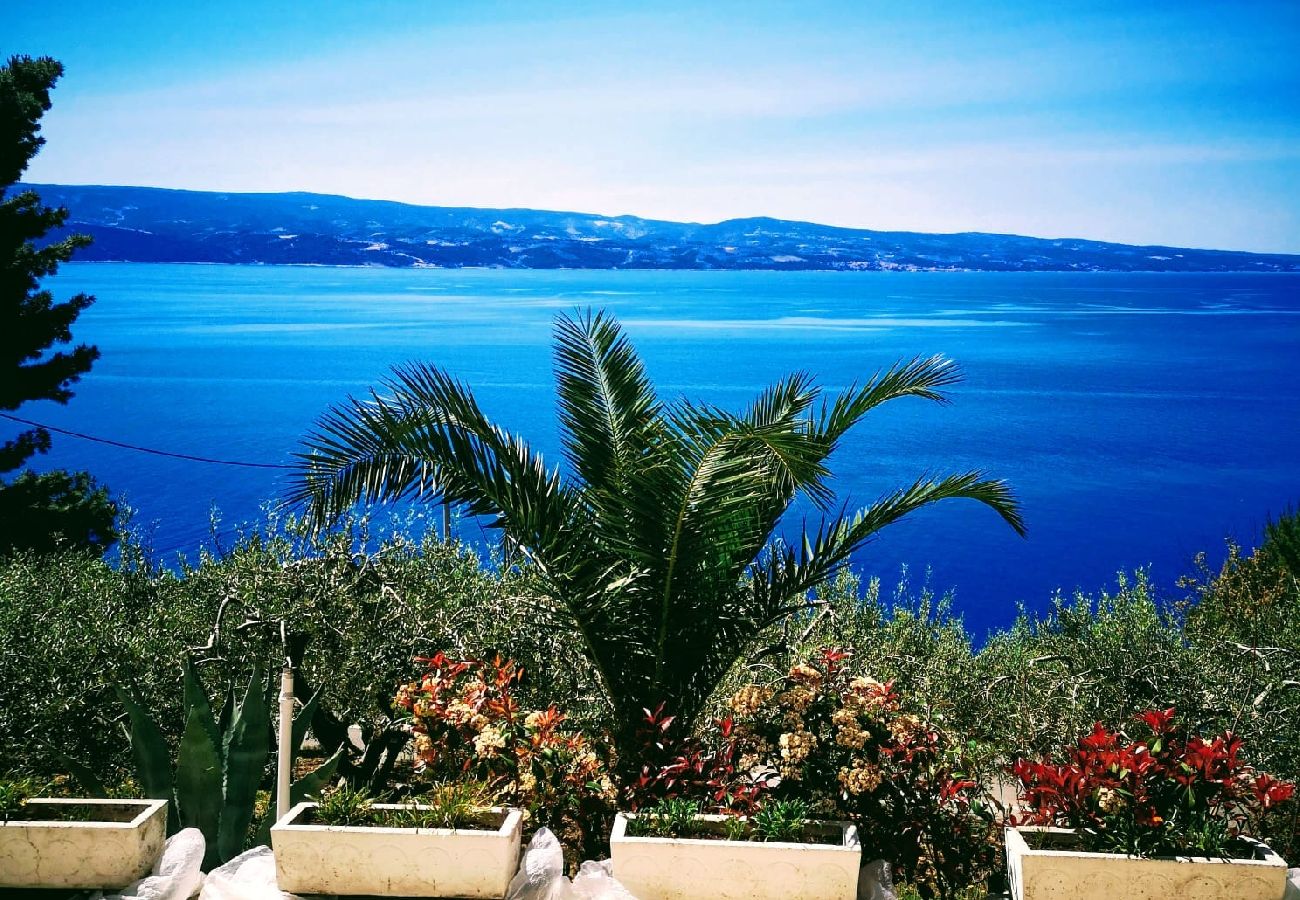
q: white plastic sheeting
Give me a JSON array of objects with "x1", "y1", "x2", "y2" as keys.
[
  {"x1": 857, "y1": 859, "x2": 897, "y2": 900},
  {"x1": 1283, "y1": 866, "x2": 1299, "y2": 900},
  {"x1": 506, "y1": 828, "x2": 636, "y2": 900},
  {"x1": 571, "y1": 860, "x2": 636, "y2": 900},
  {"x1": 198, "y1": 847, "x2": 299, "y2": 900},
  {"x1": 82, "y1": 822, "x2": 905, "y2": 900},
  {"x1": 93, "y1": 828, "x2": 205, "y2": 900},
  {"x1": 504, "y1": 828, "x2": 895, "y2": 900}
]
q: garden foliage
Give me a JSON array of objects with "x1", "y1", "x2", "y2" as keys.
[
  {"x1": 634, "y1": 649, "x2": 997, "y2": 898},
  {"x1": 1012, "y1": 707, "x2": 1293, "y2": 858},
  {"x1": 0, "y1": 508, "x2": 1297, "y2": 894},
  {"x1": 395, "y1": 651, "x2": 616, "y2": 860}
]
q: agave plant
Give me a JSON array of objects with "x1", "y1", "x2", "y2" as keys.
[{"x1": 288, "y1": 310, "x2": 1024, "y2": 759}]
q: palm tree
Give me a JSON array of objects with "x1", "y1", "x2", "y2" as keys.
[{"x1": 288, "y1": 309, "x2": 1025, "y2": 760}]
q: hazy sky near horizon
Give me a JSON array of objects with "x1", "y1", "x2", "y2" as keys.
[{"x1": 5, "y1": 1, "x2": 1300, "y2": 253}]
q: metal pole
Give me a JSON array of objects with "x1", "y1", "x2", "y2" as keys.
[{"x1": 276, "y1": 665, "x2": 295, "y2": 822}]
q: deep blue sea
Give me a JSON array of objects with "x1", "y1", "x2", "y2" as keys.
[{"x1": 10, "y1": 264, "x2": 1300, "y2": 637}]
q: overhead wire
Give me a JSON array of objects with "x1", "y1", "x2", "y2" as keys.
[{"x1": 0, "y1": 411, "x2": 295, "y2": 469}]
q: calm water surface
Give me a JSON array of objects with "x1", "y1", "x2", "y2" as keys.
[{"x1": 13, "y1": 264, "x2": 1300, "y2": 636}]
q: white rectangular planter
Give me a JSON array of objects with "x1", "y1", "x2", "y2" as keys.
[
  {"x1": 1006, "y1": 826, "x2": 1288, "y2": 900},
  {"x1": 0, "y1": 798, "x2": 168, "y2": 889},
  {"x1": 271, "y1": 801, "x2": 523, "y2": 898},
  {"x1": 610, "y1": 811, "x2": 861, "y2": 900}
]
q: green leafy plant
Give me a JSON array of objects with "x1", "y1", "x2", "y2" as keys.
[
  {"x1": 722, "y1": 814, "x2": 749, "y2": 842},
  {"x1": 311, "y1": 783, "x2": 377, "y2": 827},
  {"x1": 752, "y1": 798, "x2": 811, "y2": 842},
  {"x1": 394, "y1": 781, "x2": 493, "y2": 829},
  {"x1": 1013, "y1": 708, "x2": 1296, "y2": 858},
  {"x1": 310, "y1": 781, "x2": 494, "y2": 830},
  {"x1": 116, "y1": 658, "x2": 343, "y2": 869},
  {"x1": 395, "y1": 650, "x2": 615, "y2": 856},
  {"x1": 0, "y1": 775, "x2": 39, "y2": 822},
  {"x1": 674, "y1": 650, "x2": 998, "y2": 897},
  {"x1": 289, "y1": 309, "x2": 1024, "y2": 765},
  {"x1": 628, "y1": 797, "x2": 706, "y2": 838},
  {"x1": 628, "y1": 797, "x2": 816, "y2": 844}
]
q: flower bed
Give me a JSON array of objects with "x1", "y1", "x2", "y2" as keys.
[
  {"x1": 271, "y1": 800, "x2": 523, "y2": 897},
  {"x1": 611, "y1": 811, "x2": 860, "y2": 900},
  {"x1": 394, "y1": 652, "x2": 616, "y2": 859},
  {"x1": 1009, "y1": 708, "x2": 1294, "y2": 899},
  {"x1": 622, "y1": 648, "x2": 998, "y2": 897},
  {"x1": 1006, "y1": 825, "x2": 1287, "y2": 900},
  {"x1": 0, "y1": 798, "x2": 168, "y2": 889}
]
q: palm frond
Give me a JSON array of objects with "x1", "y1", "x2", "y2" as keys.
[
  {"x1": 814, "y1": 355, "x2": 962, "y2": 448},
  {"x1": 646, "y1": 398, "x2": 833, "y2": 701},
  {"x1": 749, "y1": 470, "x2": 1026, "y2": 615},
  {"x1": 288, "y1": 362, "x2": 577, "y2": 571},
  {"x1": 742, "y1": 372, "x2": 834, "y2": 509},
  {"x1": 553, "y1": 309, "x2": 661, "y2": 492}
]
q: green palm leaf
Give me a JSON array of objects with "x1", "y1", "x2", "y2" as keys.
[{"x1": 288, "y1": 309, "x2": 1025, "y2": 757}]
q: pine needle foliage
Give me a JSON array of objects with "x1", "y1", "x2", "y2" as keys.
[{"x1": 0, "y1": 55, "x2": 115, "y2": 552}]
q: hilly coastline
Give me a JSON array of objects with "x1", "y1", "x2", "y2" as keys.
[{"x1": 22, "y1": 183, "x2": 1300, "y2": 272}]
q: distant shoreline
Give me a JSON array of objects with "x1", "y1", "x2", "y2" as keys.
[
  {"x1": 60, "y1": 260, "x2": 1300, "y2": 275},
  {"x1": 28, "y1": 184, "x2": 1300, "y2": 274}
]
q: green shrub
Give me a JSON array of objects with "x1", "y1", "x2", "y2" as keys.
[
  {"x1": 0, "y1": 510, "x2": 596, "y2": 782},
  {"x1": 2, "y1": 507, "x2": 1297, "y2": 876}
]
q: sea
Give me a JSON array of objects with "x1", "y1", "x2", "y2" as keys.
[{"x1": 10, "y1": 263, "x2": 1300, "y2": 638}]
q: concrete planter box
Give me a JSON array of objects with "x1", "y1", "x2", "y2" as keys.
[
  {"x1": 271, "y1": 801, "x2": 523, "y2": 897},
  {"x1": 610, "y1": 811, "x2": 861, "y2": 900},
  {"x1": 1006, "y1": 826, "x2": 1289, "y2": 900},
  {"x1": 0, "y1": 798, "x2": 168, "y2": 889}
]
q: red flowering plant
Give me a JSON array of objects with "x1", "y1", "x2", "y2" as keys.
[
  {"x1": 394, "y1": 652, "x2": 616, "y2": 857},
  {"x1": 628, "y1": 704, "x2": 771, "y2": 817},
  {"x1": 1012, "y1": 707, "x2": 1296, "y2": 858},
  {"x1": 636, "y1": 648, "x2": 998, "y2": 899}
]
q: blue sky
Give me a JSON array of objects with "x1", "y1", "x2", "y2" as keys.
[{"x1": 5, "y1": 1, "x2": 1299, "y2": 252}]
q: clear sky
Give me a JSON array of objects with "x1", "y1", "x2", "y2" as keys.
[{"x1": 5, "y1": 1, "x2": 1299, "y2": 252}]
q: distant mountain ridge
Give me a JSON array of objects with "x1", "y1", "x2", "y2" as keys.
[{"x1": 19, "y1": 183, "x2": 1300, "y2": 272}]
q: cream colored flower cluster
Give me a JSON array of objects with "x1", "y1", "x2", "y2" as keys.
[
  {"x1": 888, "y1": 713, "x2": 923, "y2": 743},
  {"x1": 729, "y1": 685, "x2": 774, "y2": 717},
  {"x1": 788, "y1": 662, "x2": 823, "y2": 688},
  {"x1": 442, "y1": 700, "x2": 491, "y2": 732},
  {"x1": 834, "y1": 721, "x2": 869, "y2": 749},
  {"x1": 843, "y1": 676, "x2": 895, "y2": 715},
  {"x1": 473, "y1": 724, "x2": 507, "y2": 757},
  {"x1": 1096, "y1": 786, "x2": 1126, "y2": 813},
  {"x1": 776, "y1": 685, "x2": 816, "y2": 713},
  {"x1": 779, "y1": 729, "x2": 818, "y2": 763},
  {"x1": 838, "y1": 761, "x2": 883, "y2": 795}
]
